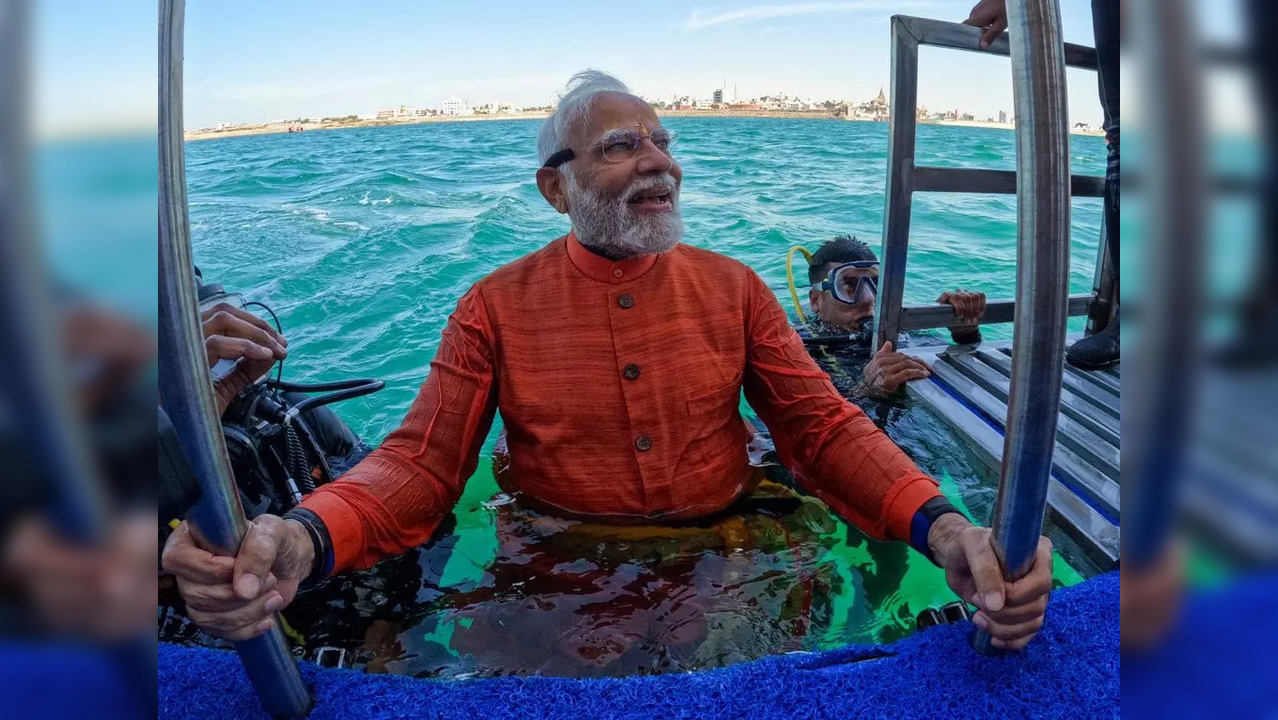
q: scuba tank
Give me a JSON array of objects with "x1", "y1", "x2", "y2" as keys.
[{"x1": 160, "y1": 272, "x2": 384, "y2": 530}]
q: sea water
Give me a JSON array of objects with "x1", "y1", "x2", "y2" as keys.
[{"x1": 162, "y1": 117, "x2": 1109, "y2": 677}]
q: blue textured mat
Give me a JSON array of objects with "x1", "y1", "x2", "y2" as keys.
[
  {"x1": 159, "y1": 572, "x2": 1119, "y2": 720},
  {"x1": 1122, "y1": 571, "x2": 1278, "y2": 719}
]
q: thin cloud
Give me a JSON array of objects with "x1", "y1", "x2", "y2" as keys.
[{"x1": 683, "y1": 1, "x2": 940, "y2": 32}]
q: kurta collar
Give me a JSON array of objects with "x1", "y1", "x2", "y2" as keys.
[{"x1": 565, "y1": 231, "x2": 661, "y2": 284}]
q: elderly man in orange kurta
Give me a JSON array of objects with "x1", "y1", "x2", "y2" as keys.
[{"x1": 163, "y1": 70, "x2": 1054, "y2": 654}]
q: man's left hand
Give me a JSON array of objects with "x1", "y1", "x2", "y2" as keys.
[{"x1": 927, "y1": 513, "x2": 1052, "y2": 651}]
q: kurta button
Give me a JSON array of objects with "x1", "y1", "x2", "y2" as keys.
[
  {"x1": 618, "y1": 294, "x2": 635, "y2": 309},
  {"x1": 623, "y1": 364, "x2": 640, "y2": 380},
  {"x1": 612, "y1": 268, "x2": 623, "y2": 278},
  {"x1": 635, "y1": 435, "x2": 652, "y2": 451}
]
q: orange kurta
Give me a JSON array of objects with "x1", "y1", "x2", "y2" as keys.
[{"x1": 300, "y1": 233, "x2": 941, "y2": 573}]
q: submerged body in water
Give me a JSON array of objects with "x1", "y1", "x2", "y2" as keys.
[
  {"x1": 161, "y1": 474, "x2": 933, "y2": 678},
  {"x1": 159, "y1": 73, "x2": 1104, "y2": 675}
]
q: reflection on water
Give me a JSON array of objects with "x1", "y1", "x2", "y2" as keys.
[{"x1": 160, "y1": 479, "x2": 943, "y2": 678}]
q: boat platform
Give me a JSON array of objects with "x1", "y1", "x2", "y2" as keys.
[{"x1": 901, "y1": 337, "x2": 1120, "y2": 570}]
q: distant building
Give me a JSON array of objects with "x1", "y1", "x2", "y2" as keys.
[
  {"x1": 440, "y1": 97, "x2": 472, "y2": 116},
  {"x1": 850, "y1": 86, "x2": 890, "y2": 121},
  {"x1": 998, "y1": 110, "x2": 1008, "y2": 124},
  {"x1": 712, "y1": 88, "x2": 723, "y2": 104}
]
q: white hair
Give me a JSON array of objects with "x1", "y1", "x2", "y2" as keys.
[{"x1": 537, "y1": 69, "x2": 631, "y2": 165}]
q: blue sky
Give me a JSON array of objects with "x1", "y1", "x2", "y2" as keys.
[{"x1": 33, "y1": 1, "x2": 1246, "y2": 134}]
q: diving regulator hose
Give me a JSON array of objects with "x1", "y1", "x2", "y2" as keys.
[{"x1": 785, "y1": 245, "x2": 813, "y2": 325}]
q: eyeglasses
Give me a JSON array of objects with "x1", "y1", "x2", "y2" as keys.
[
  {"x1": 543, "y1": 127, "x2": 677, "y2": 168},
  {"x1": 812, "y1": 261, "x2": 879, "y2": 305}
]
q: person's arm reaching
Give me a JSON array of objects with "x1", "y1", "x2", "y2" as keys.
[
  {"x1": 740, "y1": 268, "x2": 941, "y2": 542},
  {"x1": 162, "y1": 285, "x2": 499, "y2": 640},
  {"x1": 936, "y1": 289, "x2": 987, "y2": 345},
  {"x1": 294, "y1": 285, "x2": 500, "y2": 575},
  {"x1": 963, "y1": 0, "x2": 1008, "y2": 50},
  {"x1": 739, "y1": 268, "x2": 1053, "y2": 650}
]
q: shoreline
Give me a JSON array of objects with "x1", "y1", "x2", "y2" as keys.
[{"x1": 185, "y1": 109, "x2": 1104, "y2": 142}]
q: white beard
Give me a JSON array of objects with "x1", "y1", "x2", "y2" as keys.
[{"x1": 564, "y1": 171, "x2": 684, "y2": 258}]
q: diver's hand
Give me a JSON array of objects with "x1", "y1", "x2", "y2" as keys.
[
  {"x1": 202, "y1": 302, "x2": 287, "y2": 415},
  {"x1": 161, "y1": 514, "x2": 313, "y2": 641},
  {"x1": 862, "y1": 341, "x2": 932, "y2": 394},
  {"x1": 928, "y1": 514, "x2": 1053, "y2": 651},
  {"x1": 963, "y1": 0, "x2": 1008, "y2": 50},
  {"x1": 937, "y1": 289, "x2": 986, "y2": 326},
  {"x1": 937, "y1": 289, "x2": 986, "y2": 342}
]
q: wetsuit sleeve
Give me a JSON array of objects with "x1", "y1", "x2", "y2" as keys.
[
  {"x1": 739, "y1": 268, "x2": 942, "y2": 542},
  {"x1": 297, "y1": 284, "x2": 499, "y2": 574}
]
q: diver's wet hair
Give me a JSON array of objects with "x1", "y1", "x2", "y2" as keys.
[{"x1": 808, "y1": 235, "x2": 878, "y2": 285}]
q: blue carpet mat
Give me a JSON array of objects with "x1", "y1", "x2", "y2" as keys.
[
  {"x1": 159, "y1": 572, "x2": 1119, "y2": 719},
  {"x1": 1121, "y1": 571, "x2": 1278, "y2": 719}
]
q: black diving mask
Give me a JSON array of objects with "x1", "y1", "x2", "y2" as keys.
[{"x1": 811, "y1": 261, "x2": 879, "y2": 305}]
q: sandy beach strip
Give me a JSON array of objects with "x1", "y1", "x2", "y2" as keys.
[{"x1": 185, "y1": 109, "x2": 1103, "y2": 142}]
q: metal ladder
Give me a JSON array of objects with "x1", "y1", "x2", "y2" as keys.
[
  {"x1": 872, "y1": 8, "x2": 1120, "y2": 576},
  {"x1": 875, "y1": 14, "x2": 1114, "y2": 346}
]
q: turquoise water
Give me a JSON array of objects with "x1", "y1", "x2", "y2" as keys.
[{"x1": 176, "y1": 118, "x2": 1108, "y2": 677}]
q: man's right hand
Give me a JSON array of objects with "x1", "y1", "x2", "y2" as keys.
[
  {"x1": 963, "y1": 0, "x2": 1008, "y2": 50},
  {"x1": 202, "y1": 302, "x2": 288, "y2": 415},
  {"x1": 862, "y1": 341, "x2": 932, "y2": 394},
  {"x1": 161, "y1": 514, "x2": 314, "y2": 641}
]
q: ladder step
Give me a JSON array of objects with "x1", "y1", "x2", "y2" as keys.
[
  {"x1": 904, "y1": 369, "x2": 1119, "y2": 569},
  {"x1": 912, "y1": 166, "x2": 1105, "y2": 197},
  {"x1": 899, "y1": 294, "x2": 1093, "y2": 332},
  {"x1": 930, "y1": 357, "x2": 1120, "y2": 520},
  {"x1": 980, "y1": 350, "x2": 1119, "y2": 420}
]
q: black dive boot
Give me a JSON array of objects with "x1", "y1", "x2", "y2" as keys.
[{"x1": 1066, "y1": 312, "x2": 1120, "y2": 369}]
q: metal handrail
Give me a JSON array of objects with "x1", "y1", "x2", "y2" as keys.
[
  {"x1": 1123, "y1": 0, "x2": 1204, "y2": 569},
  {"x1": 158, "y1": 0, "x2": 313, "y2": 715},
  {"x1": 975, "y1": 0, "x2": 1072, "y2": 654},
  {"x1": 874, "y1": 15, "x2": 1105, "y2": 342},
  {"x1": 899, "y1": 293, "x2": 1091, "y2": 332}
]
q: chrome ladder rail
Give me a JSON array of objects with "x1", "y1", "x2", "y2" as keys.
[
  {"x1": 158, "y1": 0, "x2": 313, "y2": 715},
  {"x1": 873, "y1": 4, "x2": 1113, "y2": 633},
  {"x1": 876, "y1": 14, "x2": 1105, "y2": 344}
]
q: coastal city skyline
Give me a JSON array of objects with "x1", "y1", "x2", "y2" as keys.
[
  {"x1": 202, "y1": 84, "x2": 1026, "y2": 127},
  {"x1": 174, "y1": 1, "x2": 1116, "y2": 133},
  {"x1": 199, "y1": 84, "x2": 1073, "y2": 136},
  {"x1": 30, "y1": 1, "x2": 1249, "y2": 137}
]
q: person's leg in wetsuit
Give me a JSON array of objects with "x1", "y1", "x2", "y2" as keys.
[{"x1": 1067, "y1": 0, "x2": 1122, "y2": 368}]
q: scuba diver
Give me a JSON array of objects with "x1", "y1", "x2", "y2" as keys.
[
  {"x1": 795, "y1": 235, "x2": 987, "y2": 397},
  {"x1": 160, "y1": 270, "x2": 381, "y2": 529},
  {"x1": 159, "y1": 271, "x2": 389, "y2": 650}
]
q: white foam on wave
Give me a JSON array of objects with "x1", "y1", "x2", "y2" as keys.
[{"x1": 358, "y1": 191, "x2": 394, "y2": 206}]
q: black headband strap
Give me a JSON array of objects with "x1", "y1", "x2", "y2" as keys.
[{"x1": 542, "y1": 148, "x2": 575, "y2": 168}]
